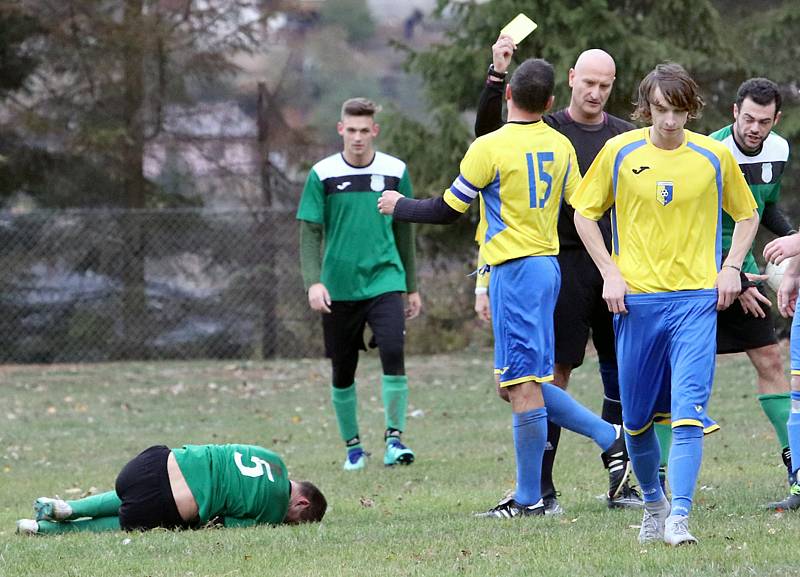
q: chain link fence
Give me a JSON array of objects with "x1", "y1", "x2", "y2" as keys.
[{"x1": 0, "y1": 207, "x2": 487, "y2": 364}]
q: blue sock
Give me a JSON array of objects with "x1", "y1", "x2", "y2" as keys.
[
  {"x1": 512, "y1": 407, "x2": 548, "y2": 507},
  {"x1": 542, "y1": 383, "x2": 615, "y2": 450},
  {"x1": 668, "y1": 425, "x2": 703, "y2": 517},
  {"x1": 625, "y1": 427, "x2": 664, "y2": 503},
  {"x1": 788, "y1": 392, "x2": 800, "y2": 474}
]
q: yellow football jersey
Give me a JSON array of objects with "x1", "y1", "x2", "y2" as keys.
[
  {"x1": 444, "y1": 122, "x2": 581, "y2": 265},
  {"x1": 571, "y1": 128, "x2": 757, "y2": 293}
]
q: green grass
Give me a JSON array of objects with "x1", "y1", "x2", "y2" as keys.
[{"x1": 2, "y1": 349, "x2": 800, "y2": 576}]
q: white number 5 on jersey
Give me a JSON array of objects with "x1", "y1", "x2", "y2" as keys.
[{"x1": 234, "y1": 452, "x2": 275, "y2": 481}]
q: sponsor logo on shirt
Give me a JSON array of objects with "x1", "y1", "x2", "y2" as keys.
[
  {"x1": 632, "y1": 166, "x2": 651, "y2": 175},
  {"x1": 336, "y1": 181, "x2": 351, "y2": 190}
]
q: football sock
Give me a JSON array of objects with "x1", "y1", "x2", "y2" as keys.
[
  {"x1": 382, "y1": 374, "x2": 408, "y2": 434},
  {"x1": 601, "y1": 397, "x2": 623, "y2": 425},
  {"x1": 788, "y1": 391, "x2": 800, "y2": 474},
  {"x1": 68, "y1": 490, "x2": 122, "y2": 519},
  {"x1": 37, "y1": 516, "x2": 121, "y2": 534},
  {"x1": 759, "y1": 393, "x2": 791, "y2": 449},
  {"x1": 540, "y1": 420, "x2": 561, "y2": 498},
  {"x1": 541, "y1": 383, "x2": 615, "y2": 450},
  {"x1": 654, "y1": 422, "x2": 672, "y2": 470},
  {"x1": 332, "y1": 383, "x2": 359, "y2": 443},
  {"x1": 345, "y1": 436, "x2": 362, "y2": 456},
  {"x1": 512, "y1": 407, "x2": 548, "y2": 507},
  {"x1": 625, "y1": 427, "x2": 664, "y2": 503},
  {"x1": 599, "y1": 360, "x2": 622, "y2": 425},
  {"x1": 668, "y1": 425, "x2": 703, "y2": 517}
]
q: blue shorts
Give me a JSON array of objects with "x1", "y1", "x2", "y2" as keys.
[
  {"x1": 490, "y1": 256, "x2": 559, "y2": 386},
  {"x1": 614, "y1": 290, "x2": 719, "y2": 435},
  {"x1": 791, "y1": 292, "x2": 800, "y2": 375}
]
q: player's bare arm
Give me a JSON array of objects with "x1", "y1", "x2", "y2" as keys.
[
  {"x1": 474, "y1": 293, "x2": 491, "y2": 322},
  {"x1": 737, "y1": 273, "x2": 771, "y2": 318},
  {"x1": 307, "y1": 283, "x2": 332, "y2": 314},
  {"x1": 764, "y1": 232, "x2": 800, "y2": 265},
  {"x1": 574, "y1": 211, "x2": 628, "y2": 314},
  {"x1": 777, "y1": 256, "x2": 800, "y2": 318},
  {"x1": 405, "y1": 292, "x2": 422, "y2": 320},
  {"x1": 718, "y1": 211, "x2": 759, "y2": 310}
]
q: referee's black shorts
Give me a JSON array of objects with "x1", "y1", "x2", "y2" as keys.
[
  {"x1": 716, "y1": 286, "x2": 778, "y2": 354},
  {"x1": 553, "y1": 249, "x2": 616, "y2": 368}
]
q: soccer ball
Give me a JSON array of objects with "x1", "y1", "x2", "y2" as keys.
[{"x1": 765, "y1": 257, "x2": 792, "y2": 292}]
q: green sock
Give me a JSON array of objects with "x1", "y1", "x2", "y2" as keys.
[
  {"x1": 382, "y1": 374, "x2": 408, "y2": 434},
  {"x1": 68, "y1": 490, "x2": 122, "y2": 519},
  {"x1": 759, "y1": 393, "x2": 791, "y2": 449},
  {"x1": 332, "y1": 383, "x2": 359, "y2": 443},
  {"x1": 654, "y1": 422, "x2": 672, "y2": 468},
  {"x1": 37, "y1": 516, "x2": 121, "y2": 534}
]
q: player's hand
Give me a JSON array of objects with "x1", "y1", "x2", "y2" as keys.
[
  {"x1": 492, "y1": 34, "x2": 515, "y2": 73},
  {"x1": 764, "y1": 233, "x2": 800, "y2": 264},
  {"x1": 377, "y1": 190, "x2": 403, "y2": 215},
  {"x1": 716, "y1": 266, "x2": 742, "y2": 310},
  {"x1": 474, "y1": 293, "x2": 491, "y2": 322},
  {"x1": 602, "y1": 267, "x2": 628, "y2": 314},
  {"x1": 307, "y1": 283, "x2": 332, "y2": 314},
  {"x1": 778, "y1": 274, "x2": 800, "y2": 318},
  {"x1": 405, "y1": 292, "x2": 422, "y2": 320},
  {"x1": 737, "y1": 286, "x2": 771, "y2": 317}
]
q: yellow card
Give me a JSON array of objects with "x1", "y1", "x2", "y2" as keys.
[{"x1": 500, "y1": 13, "x2": 538, "y2": 45}]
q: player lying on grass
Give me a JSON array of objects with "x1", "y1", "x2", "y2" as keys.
[{"x1": 16, "y1": 443, "x2": 326, "y2": 535}]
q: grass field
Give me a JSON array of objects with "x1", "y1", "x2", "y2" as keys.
[{"x1": 2, "y1": 347, "x2": 800, "y2": 576}]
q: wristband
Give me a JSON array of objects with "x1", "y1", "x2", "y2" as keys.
[
  {"x1": 487, "y1": 64, "x2": 508, "y2": 81},
  {"x1": 722, "y1": 264, "x2": 741, "y2": 272},
  {"x1": 475, "y1": 287, "x2": 488, "y2": 296}
]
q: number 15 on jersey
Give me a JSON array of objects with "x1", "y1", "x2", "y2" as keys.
[{"x1": 526, "y1": 151, "x2": 554, "y2": 209}]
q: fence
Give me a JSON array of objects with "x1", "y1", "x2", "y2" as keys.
[{"x1": 0, "y1": 208, "x2": 487, "y2": 363}]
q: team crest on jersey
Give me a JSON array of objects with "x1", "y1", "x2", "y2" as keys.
[
  {"x1": 762, "y1": 162, "x2": 773, "y2": 183},
  {"x1": 656, "y1": 181, "x2": 673, "y2": 206},
  {"x1": 370, "y1": 174, "x2": 385, "y2": 191}
]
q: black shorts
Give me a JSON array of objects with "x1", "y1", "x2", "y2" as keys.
[
  {"x1": 716, "y1": 286, "x2": 778, "y2": 354},
  {"x1": 115, "y1": 445, "x2": 191, "y2": 531},
  {"x1": 322, "y1": 292, "x2": 405, "y2": 361},
  {"x1": 553, "y1": 249, "x2": 616, "y2": 368}
]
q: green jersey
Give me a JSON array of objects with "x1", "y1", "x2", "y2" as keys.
[
  {"x1": 296, "y1": 151, "x2": 413, "y2": 301},
  {"x1": 172, "y1": 444, "x2": 290, "y2": 526},
  {"x1": 710, "y1": 124, "x2": 790, "y2": 274}
]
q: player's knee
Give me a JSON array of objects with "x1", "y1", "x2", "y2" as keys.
[
  {"x1": 378, "y1": 342, "x2": 405, "y2": 374},
  {"x1": 496, "y1": 383, "x2": 511, "y2": 403}
]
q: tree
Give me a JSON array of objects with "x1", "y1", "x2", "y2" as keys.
[
  {"x1": 5, "y1": 0, "x2": 277, "y2": 357},
  {"x1": 384, "y1": 0, "x2": 742, "y2": 202}
]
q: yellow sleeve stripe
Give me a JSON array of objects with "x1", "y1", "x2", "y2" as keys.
[{"x1": 443, "y1": 190, "x2": 470, "y2": 213}]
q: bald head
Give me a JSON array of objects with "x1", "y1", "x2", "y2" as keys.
[
  {"x1": 573, "y1": 49, "x2": 616, "y2": 77},
  {"x1": 568, "y1": 49, "x2": 617, "y2": 124}
]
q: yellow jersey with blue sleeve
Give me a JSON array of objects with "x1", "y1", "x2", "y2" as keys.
[
  {"x1": 444, "y1": 121, "x2": 581, "y2": 266},
  {"x1": 571, "y1": 127, "x2": 757, "y2": 293}
]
